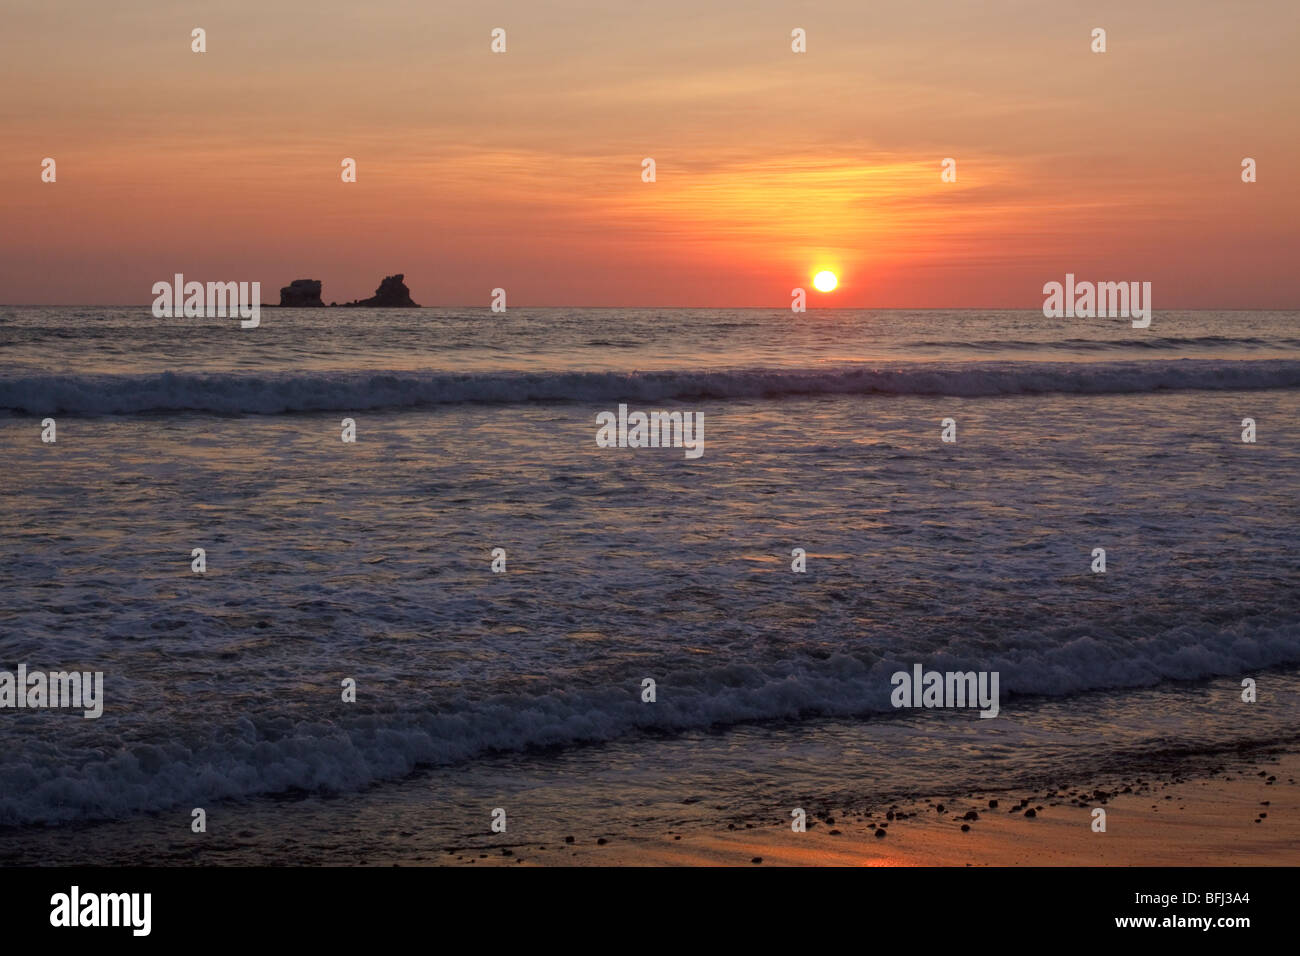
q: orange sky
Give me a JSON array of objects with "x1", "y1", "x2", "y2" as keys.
[{"x1": 1, "y1": 0, "x2": 1297, "y2": 306}]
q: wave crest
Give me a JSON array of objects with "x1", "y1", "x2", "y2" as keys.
[{"x1": 4, "y1": 359, "x2": 1299, "y2": 415}]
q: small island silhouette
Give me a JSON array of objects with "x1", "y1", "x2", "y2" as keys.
[{"x1": 278, "y1": 274, "x2": 419, "y2": 307}]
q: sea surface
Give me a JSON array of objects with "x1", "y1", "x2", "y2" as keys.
[{"x1": 1, "y1": 307, "x2": 1298, "y2": 863}]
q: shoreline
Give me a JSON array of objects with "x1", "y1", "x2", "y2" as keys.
[
  {"x1": 437, "y1": 752, "x2": 1300, "y2": 867},
  {"x1": 2, "y1": 744, "x2": 1296, "y2": 868}
]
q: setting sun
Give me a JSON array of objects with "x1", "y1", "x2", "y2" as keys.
[{"x1": 813, "y1": 271, "x2": 838, "y2": 293}]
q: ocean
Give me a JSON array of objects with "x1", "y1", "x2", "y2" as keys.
[{"x1": 1, "y1": 306, "x2": 1298, "y2": 863}]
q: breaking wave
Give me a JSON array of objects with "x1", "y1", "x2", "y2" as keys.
[{"x1": 4, "y1": 358, "x2": 1299, "y2": 415}]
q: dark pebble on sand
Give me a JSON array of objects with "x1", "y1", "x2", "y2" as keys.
[
  {"x1": 597, "y1": 838, "x2": 608, "y2": 845},
  {"x1": 964, "y1": 810, "x2": 979, "y2": 821},
  {"x1": 988, "y1": 800, "x2": 998, "y2": 808},
  {"x1": 936, "y1": 804, "x2": 945, "y2": 813},
  {"x1": 565, "y1": 836, "x2": 575, "y2": 843},
  {"x1": 960, "y1": 824, "x2": 970, "y2": 832},
  {"x1": 751, "y1": 857, "x2": 762, "y2": 864},
  {"x1": 1025, "y1": 809, "x2": 1037, "y2": 818},
  {"x1": 829, "y1": 829, "x2": 842, "y2": 836},
  {"x1": 874, "y1": 828, "x2": 887, "y2": 838}
]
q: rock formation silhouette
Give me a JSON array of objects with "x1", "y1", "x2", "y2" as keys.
[
  {"x1": 278, "y1": 279, "x2": 325, "y2": 307},
  {"x1": 341, "y1": 274, "x2": 419, "y2": 307}
]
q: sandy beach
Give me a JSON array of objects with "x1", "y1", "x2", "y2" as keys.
[{"x1": 438, "y1": 752, "x2": 1300, "y2": 867}]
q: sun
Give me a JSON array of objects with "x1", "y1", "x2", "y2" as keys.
[{"x1": 813, "y1": 270, "x2": 838, "y2": 292}]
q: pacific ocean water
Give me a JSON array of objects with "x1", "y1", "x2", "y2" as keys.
[{"x1": 1, "y1": 307, "x2": 1297, "y2": 862}]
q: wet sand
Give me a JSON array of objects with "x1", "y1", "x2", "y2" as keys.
[{"x1": 440, "y1": 753, "x2": 1300, "y2": 866}]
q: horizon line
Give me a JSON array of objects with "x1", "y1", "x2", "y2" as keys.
[{"x1": 4, "y1": 304, "x2": 1298, "y2": 312}]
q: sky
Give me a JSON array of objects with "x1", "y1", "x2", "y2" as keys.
[{"x1": 1, "y1": 0, "x2": 1297, "y2": 307}]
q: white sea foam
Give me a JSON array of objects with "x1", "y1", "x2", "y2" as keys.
[
  {"x1": 1, "y1": 614, "x2": 1296, "y2": 826},
  {"x1": 3, "y1": 359, "x2": 1299, "y2": 415}
]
